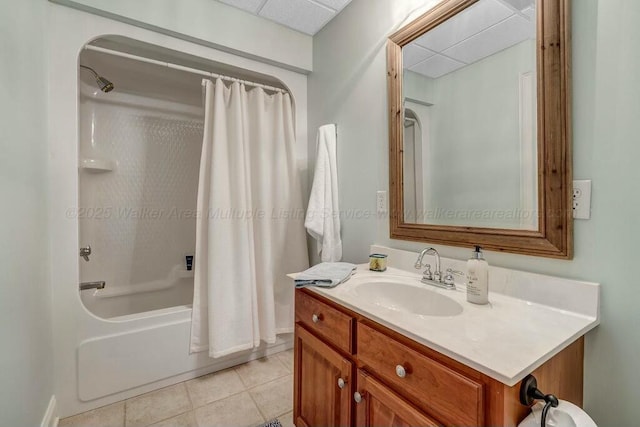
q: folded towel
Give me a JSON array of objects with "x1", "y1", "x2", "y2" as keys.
[{"x1": 295, "y1": 262, "x2": 356, "y2": 288}]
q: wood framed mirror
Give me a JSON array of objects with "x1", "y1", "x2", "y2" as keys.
[{"x1": 387, "y1": 0, "x2": 572, "y2": 258}]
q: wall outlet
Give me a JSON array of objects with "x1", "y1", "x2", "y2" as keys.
[
  {"x1": 573, "y1": 180, "x2": 592, "y2": 219},
  {"x1": 376, "y1": 191, "x2": 387, "y2": 214}
]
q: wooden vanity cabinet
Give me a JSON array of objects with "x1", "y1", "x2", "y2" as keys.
[
  {"x1": 355, "y1": 370, "x2": 440, "y2": 427},
  {"x1": 294, "y1": 289, "x2": 584, "y2": 427},
  {"x1": 294, "y1": 324, "x2": 353, "y2": 427}
]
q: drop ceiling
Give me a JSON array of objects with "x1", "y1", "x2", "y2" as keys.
[
  {"x1": 404, "y1": 0, "x2": 536, "y2": 79},
  {"x1": 217, "y1": 0, "x2": 353, "y2": 35}
]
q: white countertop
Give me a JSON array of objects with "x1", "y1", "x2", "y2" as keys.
[{"x1": 296, "y1": 260, "x2": 599, "y2": 387}]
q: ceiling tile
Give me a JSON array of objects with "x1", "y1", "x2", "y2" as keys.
[
  {"x1": 521, "y1": 5, "x2": 535, "y2": 21},
  {"x1": 313, "y1": 0, "x2": 351, "y2": 12},
  {"x1": 413, "y1": 0, "x2": 513, "y2": 52},
  {"x1": 499, "y1": 0, "x2": 535, "y2": 12},
  {"x1": 259, "y1": 0, "x2": 335, "y2": 35},
  {"x1": 218, "y1": 0, "x2": 266, "y2": 14},
  {"x1": 409, "y1": 54, "x2": 466, "y2": 79},
  {"x1": 442, "y1": 15, "x2": 534, "y2": 64},
  {"x1": 403, "y1": 44, "x2": 435, "y2": 68}
]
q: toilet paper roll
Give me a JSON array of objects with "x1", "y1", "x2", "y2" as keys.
[{"x1": 518, "y1": 400, "x2": 597, "y2": 427}]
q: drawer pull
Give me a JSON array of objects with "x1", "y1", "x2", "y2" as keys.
[
  {"x1": 337, "y1": 378, "x2": 346, "y2": 389},
  {"x1": 395, "y1": 364, "x2": 407, "y2": 378},
  {"x1": 312, "y1": 313, "x2": 321, "y2": 323},
  {"x1": 353, "y1": 391, "x2": 363, "y2": 403}
]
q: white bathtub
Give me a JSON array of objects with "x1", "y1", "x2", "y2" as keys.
[
  {"x1": 75, "y1": 248, "x2": 291, "y2": 411},
  {"x1": 76, "y1": 293, "x2": 292, "y2": 404}
]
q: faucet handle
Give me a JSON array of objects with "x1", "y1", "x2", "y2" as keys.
[
  {"x1": 443, "y1": 268, "x2": 464, "y2": 285},
  {"x1": 422, "y1": 264, "x2": 433, "y2": 280},
  {"x1": 80, "y1": 245, "x2": 92, "y2": 262}
]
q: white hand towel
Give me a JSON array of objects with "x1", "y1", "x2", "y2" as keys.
[{"x1": 305, "y1": 124, "x2": 342, "y2": 262}]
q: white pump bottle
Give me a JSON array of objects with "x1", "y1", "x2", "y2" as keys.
[{"x1": 467, "y1": 246, "x2": 489, "y2": 305}]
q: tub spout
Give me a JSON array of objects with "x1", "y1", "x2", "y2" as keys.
[{"x1": 79, "y1": 281, "x2": 105, "y2": 291}]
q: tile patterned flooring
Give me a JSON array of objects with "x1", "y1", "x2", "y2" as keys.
[{"x1": 59, "y1": 350, "x2": 294, "y2": 427}]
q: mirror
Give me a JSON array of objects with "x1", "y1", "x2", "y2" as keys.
[{"x1": 387, "y1": 0, "x2": 572, "y2": 258}]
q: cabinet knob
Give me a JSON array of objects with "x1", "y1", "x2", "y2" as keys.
[
  {"x1": 353, "y1": 391, "x2": 363, "y2": 403},
  {"x1": 312, "y1": 314, "x2": 320, "y2": 323},
  {"x1": 395, "y1": 364, "x2": 407, "y2": 378},
  {"x1": 337, "y1": 378, "x2": 346, "y2": 389}
]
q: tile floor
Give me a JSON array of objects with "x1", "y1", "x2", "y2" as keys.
[{"x1": 59, "y1": 349, "x2": 294, "y2": 427}]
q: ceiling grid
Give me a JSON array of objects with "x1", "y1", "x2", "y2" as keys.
[
  {"x1": 218, "y1": 0, "x2": 353, "y2": 35},
  {"x1": 404, "y1": 0, "x2": 536, "y2": 79}
]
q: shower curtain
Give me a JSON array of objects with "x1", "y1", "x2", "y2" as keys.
[{"x1": 190, "y1": 78, "x2": 309, "y2": 358}]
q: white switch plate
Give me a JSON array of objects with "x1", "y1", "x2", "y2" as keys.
[
  {"x1": 376, "y1": 191, "x2": 387, "y2": 214},
  {"x1": 573, "y1": 180, "x2": 591, "y2": 219}
]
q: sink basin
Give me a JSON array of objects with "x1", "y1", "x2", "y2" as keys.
[{"x1": 349, "y1": 281, "x2": 463, "y2": 317}]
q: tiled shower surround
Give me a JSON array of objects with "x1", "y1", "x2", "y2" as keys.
[{"x1": 78, "y1": 88, "x2": 204, "y2": 318}]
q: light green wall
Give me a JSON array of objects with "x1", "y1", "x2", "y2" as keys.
[
  {"x1": 0, "y1": 1, "x2": 54, "y2": 426},
  {"x1": 308, "y1": 0, "x2": 440, "y2": 265},
  {"x1": 310, "y1": 0, "x2": 640, "y2": 424},
  {"x1": 48, "y1": 0, "x2": 313, "y2": 72},
  {"x1": 404, "y1": 69, "x2": 434, "y2": 103}
]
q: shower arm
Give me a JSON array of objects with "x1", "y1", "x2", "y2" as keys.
[
  {"x1": 79, "y1": 64, "x2": 114, "y2": 93},
  {"x1": 79, "y1": 64, "x2": 99, "y2": 79}
]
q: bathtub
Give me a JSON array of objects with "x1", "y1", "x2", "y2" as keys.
[{"x1": 76, "y1": 287, "x2": 292, "y2": 403}]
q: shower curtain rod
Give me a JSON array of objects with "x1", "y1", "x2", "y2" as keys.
[{"x1": 84, "y1": 45, "x2": 288, "y2": 94}]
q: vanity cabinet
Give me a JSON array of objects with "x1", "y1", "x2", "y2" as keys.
[
  {"x1": 357, "y1": 322, "x2": 482, "y2": 425},
  {"x1": 294, "y1": 324, "x2": 352, "y2": 427},
  {"x1": 355, "y1": 369, "x2": 439, "y2": 427},
  {"x1": 294, "y1": 289, "x2": 585, "y2": 427}
]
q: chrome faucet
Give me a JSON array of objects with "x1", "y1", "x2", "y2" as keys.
[
  {"x1": 415, "y1": 247, "x2": 455, "y2": 290},
  {"x1": 415, "y1": 247, "x2": 442, "y2": 282}
]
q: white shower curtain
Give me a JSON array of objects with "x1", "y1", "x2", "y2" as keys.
[{"x1": 190, "y1": 78, "x2": 309, "y2": 358}]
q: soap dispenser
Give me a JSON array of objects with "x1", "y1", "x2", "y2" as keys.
[{"x1": 467, "y1": 246, "x2": 489, "y2": 305}]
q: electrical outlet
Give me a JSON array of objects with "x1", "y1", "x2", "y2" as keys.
[
  {"x1": 573, "y1": 180, "x2": 591, "y2": 219},
  {"x1": 376, "y1": 191, "x2": 387, "y2": 214}
]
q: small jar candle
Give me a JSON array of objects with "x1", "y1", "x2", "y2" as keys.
[{"x1": 369, "y1": 253, "x2": 388, "y2": 272}]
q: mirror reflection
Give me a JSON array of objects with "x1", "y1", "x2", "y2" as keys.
[{"x1": 402, "y1": 0, "x2": 538, "y2": 230}]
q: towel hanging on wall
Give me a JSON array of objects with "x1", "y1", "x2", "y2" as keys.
[{"x1": 305, "y1": 124, "x2": 342, "y2": 262}]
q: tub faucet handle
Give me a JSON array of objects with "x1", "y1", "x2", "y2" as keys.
[{"x1": 80, "y1": 245, "x2": 91, "y2": 262}]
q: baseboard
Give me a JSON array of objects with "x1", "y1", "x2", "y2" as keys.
[{"x1": 41, "y1": 395, "x2": 59, "y2": 427}]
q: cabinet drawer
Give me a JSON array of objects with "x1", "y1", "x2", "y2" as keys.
[
  {"x1": 295, "y1": 290, "x2": 354, "y2": 354},
  {"x1": 357, "y1": 323, "x2": 483, "y2": 426}
]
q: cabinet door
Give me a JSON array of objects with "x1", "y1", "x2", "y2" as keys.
[
  {"x1": 294, "y1": 324, "x2": 352, "y2": 427},
  {"x1": 354, "y1": 370, "x2": 441, "y2": 427}
]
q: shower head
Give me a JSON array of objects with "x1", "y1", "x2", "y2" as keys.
[{"x1": 80, "y1": 64, "x2": 114, "y2": 93}]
